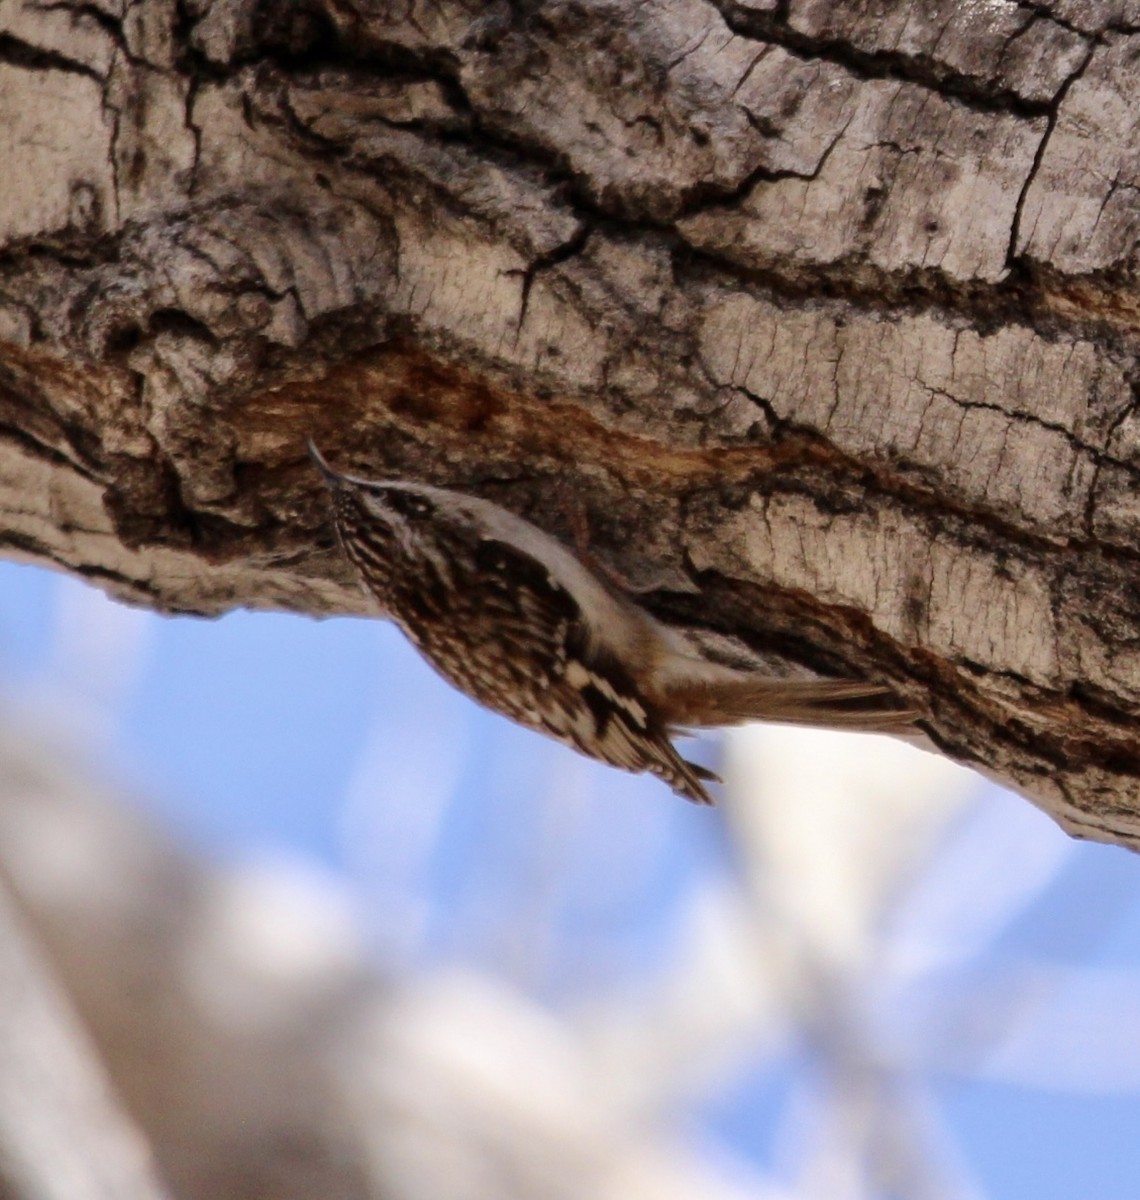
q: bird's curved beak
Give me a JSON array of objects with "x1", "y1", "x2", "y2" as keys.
[{"x1": 307, "y1": 438, "x2": 341, "y2": 487}]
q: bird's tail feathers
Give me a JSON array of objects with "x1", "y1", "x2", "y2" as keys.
[{"x1": 661, "y1": 672, "x2": 918, "y2": 735}]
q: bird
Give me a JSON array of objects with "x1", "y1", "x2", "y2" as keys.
[{"x1": 308, "y1": 440, "x2": 917, "y2": 804}]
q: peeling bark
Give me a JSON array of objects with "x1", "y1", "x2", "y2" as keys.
[{"x1": 2, "y1": 0, "x2": 1140, "y2": 844}]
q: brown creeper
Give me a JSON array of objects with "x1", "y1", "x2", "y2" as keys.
[{"x1": 309, "y1": 441, "x2": 916, "y2": 804}]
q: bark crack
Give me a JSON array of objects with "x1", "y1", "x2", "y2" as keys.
[
  {"x1": 512, "y1": 221, "x2": 592, "y2": 336},
  {"x1": 675, "y1": 114, "x2": 851, "y2": 218},
  {"x1": 711, "y1": 0, "x2": 1067, "y2": 117},
  {"x1": 921, "y1": 383, "x2": 1130, "y2": 477},
  {"x1": 692, "y1": 378, "x2": 1140, "y2": 573},
  {"x1": 0, "y1": 30, "x2": 106, "y2": 80},
  {"x1": 32, "y1": 0, "x2": 124, "y2": 43},
  {"x1": 1012, "y1": 2, "x2": 1085, "y2": 38},
  {"x1": 1005, "y1": 40, "x2": 1095, "y2": 269}
]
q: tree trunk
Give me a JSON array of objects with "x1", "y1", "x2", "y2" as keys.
[{"x1": 1, "y1": 0, "x2": 1138, "y2": 844}]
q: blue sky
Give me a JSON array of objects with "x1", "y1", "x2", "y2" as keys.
[{"x1": 3, "y1": 556, "x2": 1140, "y2": 1198}]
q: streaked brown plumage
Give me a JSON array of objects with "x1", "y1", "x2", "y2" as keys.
[{"x1": 310, "y1": 442, "x2": 917, "y2": 803}]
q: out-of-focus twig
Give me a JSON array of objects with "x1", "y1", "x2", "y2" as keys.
[{"x1": 0, "y1": 873, "x2": 169, "y2": 1200}]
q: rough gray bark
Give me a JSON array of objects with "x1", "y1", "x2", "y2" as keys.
[{"x1": 1, "y1": 0, "x2": 1139, "y2": 844}]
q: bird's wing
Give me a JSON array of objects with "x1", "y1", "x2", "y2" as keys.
[{"x1": 472, "y1": 536, "x2": 718, "y2": 804}]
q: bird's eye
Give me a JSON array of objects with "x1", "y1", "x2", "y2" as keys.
[{"x1": 393, "y1": 492, "x2": 433, "y2": 519}]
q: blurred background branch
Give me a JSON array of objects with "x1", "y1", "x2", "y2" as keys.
[{"x1": 0, "y1": 860, "x2": 166, "y2": 1200}]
